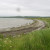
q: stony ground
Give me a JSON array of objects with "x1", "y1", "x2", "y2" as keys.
[{"x1": 0, "y1": 19, "x2": 45, "y2": 37}]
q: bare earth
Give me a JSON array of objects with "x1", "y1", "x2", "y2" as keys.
[{"x1": 0, "y1": 19, "x2": 45, "y2": 37}]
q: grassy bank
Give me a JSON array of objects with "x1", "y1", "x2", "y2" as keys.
[
  {"x1": 0, "y1": 17, "x2": 50, "y2": 50},
  {"x1": 28, "y1": 17, "x2": 50, "y2": 28}
]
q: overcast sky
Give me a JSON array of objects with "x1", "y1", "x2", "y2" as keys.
[{"x1": 0, "y1": 0, "x2": 50, "y2": 16}]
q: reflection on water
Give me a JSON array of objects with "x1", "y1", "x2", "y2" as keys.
[{"x1": 0, "y1": 18, "x2": 33, "y2": 29}]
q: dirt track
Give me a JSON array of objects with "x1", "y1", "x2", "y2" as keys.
[{"x1": 0, "y1": 19, "x2": 45, "y2": 36}]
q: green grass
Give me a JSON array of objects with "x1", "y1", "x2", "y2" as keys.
[{"x1": 0, "y1": 17, "x2": 50, "y2": 50}]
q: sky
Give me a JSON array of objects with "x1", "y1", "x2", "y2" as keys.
[{"x1": 0, "y1": 0, "x2": 50, "y2": 16}]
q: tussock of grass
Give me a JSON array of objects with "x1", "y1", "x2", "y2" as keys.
[{"x1": 0, "y1": 28, "x2": 50, "y2": 50}]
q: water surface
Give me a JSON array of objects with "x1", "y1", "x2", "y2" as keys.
[{"x1": 0, "y1": 18, "x2": 33, "y2": 29}]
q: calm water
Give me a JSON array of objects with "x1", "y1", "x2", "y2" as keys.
[{"x1": 0, "y1": 18, "x2": 33, "y2": 29}]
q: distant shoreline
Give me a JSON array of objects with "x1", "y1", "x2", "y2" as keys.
[{"x1": 0, "y1": 16, "x2": 50, "y2": 18}]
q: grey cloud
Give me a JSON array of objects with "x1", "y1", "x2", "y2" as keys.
[{"x1": 0, "y1": 0, "x2": 50, "y2": 16}]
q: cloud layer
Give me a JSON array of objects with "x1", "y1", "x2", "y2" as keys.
[{"x1": 0, "y1": 0, "x2": 50, "y2": 16}]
